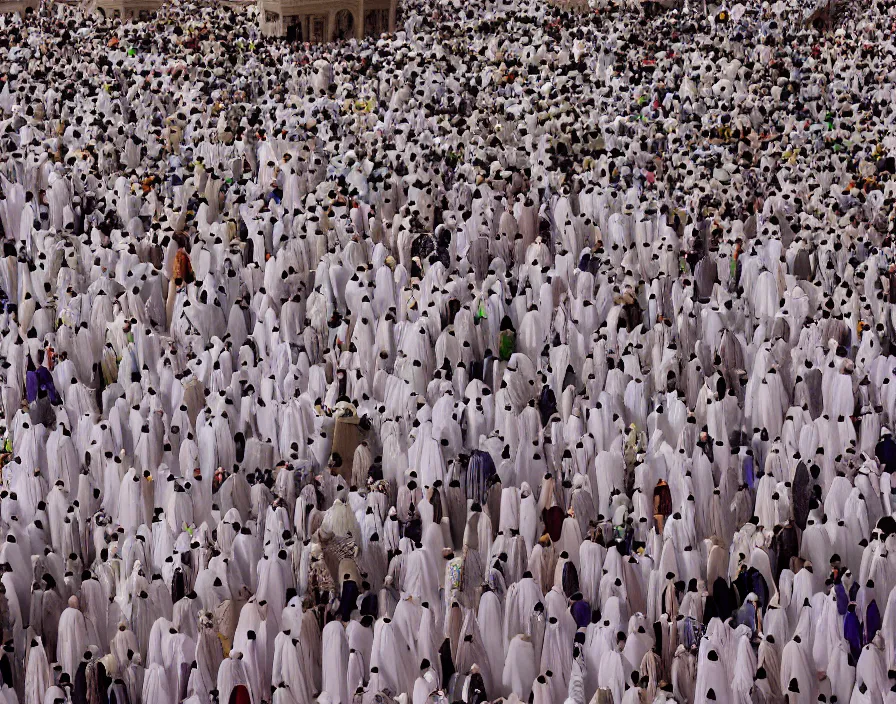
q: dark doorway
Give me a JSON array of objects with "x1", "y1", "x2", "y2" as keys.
[{"x1": 286, "y1": 19, "x2": 302, "y2": 42}]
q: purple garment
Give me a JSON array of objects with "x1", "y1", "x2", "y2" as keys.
[
  {"x1": 735, "y1": 601, "x2": 757, "y2": 634},
  {"x1": 682, "y1": 616, "x2": 703, "y2": 650},
  {"x1": 834, "y1": 583, "x2": 848, "y2": 616},
  {"x1": 749, "y1": 568, "x2": 769, "y2": 610},
  {"x1": 743, "y1": 455, "x2": 755, "y2": 489},
  {"x1": 35, "y1": 367, "x2": 61, "y2": 404},
  {"x1": 570, "y1": 600, "x2": 591, "y2": 629},
  {"x1": 25, "y1": 370, "x2": 38, "y2": 403},
  {"x1": 464, "y1": 450, "x2": 497, "y2": 505},
  {"x1": 865, "y1": 600, "x2": 881, "y2": 644},
  {"x1": 28, "y1": 367, "x2": 61, "y2": 404},
  {"x1": 844, "y1": 611, "x2": 862, "y2": 660}
]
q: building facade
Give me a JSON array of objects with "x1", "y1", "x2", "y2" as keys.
[
  {"x1": 0, "y1": 0, "x2": 392, "y2": 41},
  {"x1": 258, "y1": 0, "x2": 395, "y2": 41},
  {"x1": 0, "y1": 0, "x2": 39, "y2": 15},
  {"x1": 90, "y1": 0, "x2": 163, "y2": 19}
]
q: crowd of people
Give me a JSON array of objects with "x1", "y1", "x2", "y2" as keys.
[{"x1": 2, "y1": 0, "x2": 896, "y2": 701}]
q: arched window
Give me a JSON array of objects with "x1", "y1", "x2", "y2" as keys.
[{"x1": 333, "y1": 8, "x2": 353, "y2": 41}]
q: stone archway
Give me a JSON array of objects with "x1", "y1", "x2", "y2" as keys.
[
  {"x1": 332, "y1": 8, "x2": 353, "y2": 41},
  {"x1": 364, "y1": 8, "x2": 389, "y2": 37}
]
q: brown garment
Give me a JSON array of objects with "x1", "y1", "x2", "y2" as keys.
[
  {"x1": 173, "y1": 248, "x2": 194, "y2": 284},
  {"x1": 654, "y1": 481, "x2": 673, "y2": 516},
  {"x1": 330, "y1": 415, "x2": 361, "y2": 482}
]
